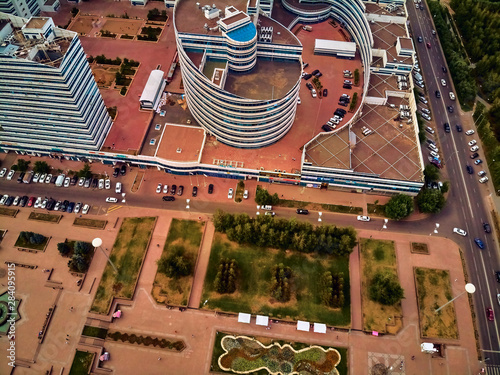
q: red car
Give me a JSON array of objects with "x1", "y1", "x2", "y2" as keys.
[
  {"x1": 486, "y1": 307, "x2": 494, "y2": 321},
  {"x1": 27, "y1": 196, "x2": 36, "y2": 207},
  {"x1": 426, "y1": 42, "x2": 431, "y2": 49}
]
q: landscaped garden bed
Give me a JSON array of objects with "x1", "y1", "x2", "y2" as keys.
[
  {"x1": 415, "y1": 267, "x2": 458, "y2": 339},
  {"x1": 107, "y1": 330, "x2": 185, "y2": 351},
  {"x1": 28, "y1": 212, "x2": 62, "y2": 223},
  {"x1": 82, "y1": 325, "x2": 108, "y2": 339},
  {"x1": 360, "y1": 238, "x2": 403, "y2": 333},
  {"x1": 0, "y1": 207, "x2": 18, "y2": 217},
  {"x1": 73, "y1": 217, "x2": 107, "y2": 229},
  {"x1": 69, "y1": 350, "x2": 94, "y2": 375},
  {"x1": 57, "y1": 240, "x2": 94, "y2": 273},
  {"x1": 91, "y1": 217, "x2": 156, "y2": 313},
  {"x1": 211, "y1": 332, "x2": 347, "y2": 375},
  {"x1": 14, "y1": 231, "x2": 49, "y2": 251},
  {"x1": 411, "y1": 242, "x2": 429, "y2": 254},
  {"x1": 152, "y1": 219, "x2": 204, "y2": 306}
]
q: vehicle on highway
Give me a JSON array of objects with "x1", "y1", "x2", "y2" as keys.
[
  {"x1": 82, "y1": 204, "x2": 90, "y2": 214},
  {"x1": 156, "y1": 183, "x2": 162, "y2": 193},
  {"x1": 208, "y1": 184, "x2": 214, "y2": 194},
  {"x1": 441, "y1": 79, "x2": 446, "y2": 86},
  {"x1": 357, "y1": 215, "x2": 371, "y2": 222},
  {"x1": 0, "y1": 195, "x2": 9, "y2": 205},
  {"x1": 115, "y1": 182, "x2": 122, "y2": 194},
  {"x1": 443, "y1": 123, "x2": 450, "y2": 133},
  {"x1": 449, "y1": 92, "x2": 456, "y2": 100},
  {"x1": 170, "y1": 185, "x2": 177, "y2": 195},
  {"x1": 296, "y1": 209, "x2": 309, "y2": 215},
  {"x1": 323, "y1": 89, "x2": 328, "y2": 97},
  {"x1": 479, "y1": 176, "x2": 488, "y2": 183},
  {"x1": 466, "y1": 165, "x2": 473, "y2": 174},
  {"x1": 105, "y1": 197, "x2": 118, "y2": 203},
  {"x1": 177, "y1": 185, "x2": 184, "y2": 196},
  {"x1": 162, "y1": 196, "x2": 175, "y2": 201},
  {"x1": 228, "y1": 188, "x2": 234, "y2": 199},
  {"x1": 435, "y1": 90, "x2": 441, "y2": 98},
  {"x1": 0, "y1": 168, "x2": 6, "y2": 178},
  {"x1": 486, "y1": 307, "x2": 494, "y2": 321},
  {"x1": 64, "y1": 177, "x2": 71, "y2": 188},
  {"x1": 496, "y1": 271, "x2": 500, "y2": 283},
  {"x1": 453, "y1": 228, "x2": 467, "y2": 236},
  {"x1": 498, "y1": 294, "x2": 500, "y2": 306},
  {"x1": 456, "y1": 124, "x2": 462, "y2": 132},
  {"x1": 192, "y1": 186, "x2": 198, "y2": 197},
  {"x1": 417, "y1": 36, "x2": 423, "y2": 43},
  {"x1": 442, "y1": 66, "x2": 447, "y2": 73},
  {"x1": 468, "y1": 140, "x2": 477, "y2": 146},
  {"x1": 74, "y1": 202, "x2": 82, "y2": 214},
  {"x1": 483, "y1": 222, "x2": 491, "y2": 233},
  {"x1": 470, "y1": 145, "x2": 479, "y2": 152},
  {"x1": 474, "y1": 238, "x2": 485, "y2": 249},
  {"x1": 478, "y1": 171, "x2": 486, "y2": 177},
  {"x1": 163, "y1": 184, "x2": 168, "y2": 194},
  {"x1": 426, "y1": 42, "x2": 431, "y2": 48},
  {"x1": 6, "y1": 170, "x2": 15, "y2": 180},
  {"x1": 98, "y1": 179, "x2": 104, "y2": 189},
  {"x1": 475, "y1": 159, "x2": 483, "y2": 164},
  {"x1": 447, "y1": 106, "x2": 454, "y2": 113},
  {"x1": 465, "y1": 129, "x2": 475, "y2": 135}
]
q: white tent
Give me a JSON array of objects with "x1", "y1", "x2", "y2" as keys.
[
  {"x1": 313, "y1": 323, "x2": 327, "y2": 333},
  {"x1": 297, "y1": 320, "x2": 310, "y2": 332},
  {"x1": 256, "y1": 315, "x2": 269, "y2": 326},
  {"x1": 238, "y1": 313, "x2": 251, "y2": 324}
]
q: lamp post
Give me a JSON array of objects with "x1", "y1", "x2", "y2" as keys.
[
  {"x1": 435, "y1": 283, "x2": 475, "y2": 313},
  {"x1": 92, "y1": 238, "x2": 118, "y2": 274},
  {"x1": 186, "y1": 199, "x2": 190, "y2": 211},
  {"x1": 121, "y1": 192, "x2": 126, "y2": 204},
  {"x1": 382, "y1": 218, "x2": 388, "y2": 230},
  {"x1": 430, "y1": 223, "x2": 439, "y2": 236},
  {"x1": 256, "y1": 205, "x2": 260, "y2": 216},
  {"x1": 318, "y1": 212, "x2": 322, "y2": 222}
]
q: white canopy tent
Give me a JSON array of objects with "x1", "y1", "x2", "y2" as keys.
[
  {"x1": 313, "y1": 323, "x2": 327, "y2": 333},
  {"x1": 256, "y1": 315, "x2": 269, "y2": 326},
  {"x1": 238, "y1": 312, "x2": 251, "y2": 324},
  {"x1": 297, "y1": 320, "x2": 310, "y2": 332}
]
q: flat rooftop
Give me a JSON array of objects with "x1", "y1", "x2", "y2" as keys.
[
  {"x1": 370, "y1": 17, "x2": 413, "y2": 65},
  {"x1": 367, "y1": 74, "x2": 409, "y2": 98},
  {"x1": 25, "y1": 17, "x2": 50, "y2": 29}
]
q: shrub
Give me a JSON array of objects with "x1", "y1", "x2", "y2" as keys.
[
  {"x1": 30, "y1": 233, "x2": 46, "y2": 245},
  {"x1": 384, "y1": 194, "x2": 414, "y2": 220},
  {"x1": 120, "y1": 87, "x2": 127, "y2": 96},
  {"x1": 270, "y1": 264, "x2": 292, "y2": 302},
  {"x1": 369, "y1": 271, "x2": 404, "y2": 305},
  {"x1": 57, "y1": 242, "x2": 71, "y2": 255},
  {"x1": 74, "y1": 241, "x2": 92, "y2": 255},
  {"x1": 214, "y1": 258, "x2": 238, "y2": 294},
  {"x1": 255, "y1": 186, "x2": 279, "y2": 206}
]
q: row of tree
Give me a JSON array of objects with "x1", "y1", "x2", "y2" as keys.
[
  {"x1": 320, "y1": 271, "x2": 344, "y2": 308},
  {"x1": 19, "y1": 231, "x2": 46, "y2": 245},
  {"x1": 213, "y1": 210, "x2": 357, "y2": 256},
  {"x1": 255, "y1": 186, "x2": 280, "y2": 206},
  {"x1": 213, "y1": 258, "x2": 238, "y2": 294},
  {"x1": 270, "y1": 264, "x2": 292, "y2": 302}
]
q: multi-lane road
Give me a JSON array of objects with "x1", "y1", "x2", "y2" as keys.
[{"x1": 409, "y1": 2, "x2": 500, "y2": 370}]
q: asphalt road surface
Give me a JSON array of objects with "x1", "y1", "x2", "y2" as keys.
[{"x1": 408, "y1": 2, "x2": 500, "y2": 370}]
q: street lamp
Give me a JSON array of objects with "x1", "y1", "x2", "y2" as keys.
[
  {"x1": 318, "y1": 212, "x2": 322, "y2": 222},
  {"x1": 382, "y1": 218, "x2": 388, "y2": 230},
  {"x1": 435, "y1": 283, "x2": 475, "y2": 313},
  {"x1": 92, "y1": 238, "x2": 118, "y2": 274},
  {"x1": 430, "y1": 223, "x2": 439, "y2": 236},
  {"x1": 121, "y1": 192, "x2": 126, "y2": 204},
  {"x1": 186, "y1": 199, "x2": 190, "y2": 210},
  {"x1": 256, "y1": 205, "x2": 260, "y2": 216}
]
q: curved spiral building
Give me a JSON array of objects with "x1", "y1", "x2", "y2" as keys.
[{"x1": 174, "y1": 0, "x2": 303, "y2": 149}]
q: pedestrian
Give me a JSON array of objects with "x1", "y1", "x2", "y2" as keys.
[
  {"x1": 411, "y1": 356, "x2": 415, "y2": 360},
  {"x1": 158, "y1": 357, "x2": 161, "y2": 361},
  {"x1": 69, "y1": 307, "x2": 74, "y2": 312}
]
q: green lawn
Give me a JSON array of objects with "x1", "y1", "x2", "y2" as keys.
[
  {"x1": 69, "y1": 351, "x2": 94, "y2": 375},
  {"x1": 152, "y1": 219, "x2": 204, "y2": 306},
  {"x1": 201, "y1": 233, "x2": 351, "y2": 327},
  {"x1": 14, "y1": 233, "x2": 49, "y2": 251},
  {"x1": 28, "y1": 212, "x2": 61, "y2": 223},
  {"x1": 91, "y1": 217, "x2": 156, "y2": 313},
  {"x1": 82, "y1": 325, "x2": 108, "y2": 339}
]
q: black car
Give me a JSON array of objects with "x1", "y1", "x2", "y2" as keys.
[
  {"x1": 113, "y1": 167, "x2": 120, "y2": 177},
  {"x1": 120, "y1": 165, "x2": 127, "y2": 176},
  {"x1": 442, "y1": 66, "x2": 447, "y2": 73},
  {"x1": 170, "y1": 184, "x2": 177, "y2": 195},
  {"x1": 306, "y1": 82, "x2": 313, "y2": 90},
  {"x1": 315, "y1": 72, "x2": 323, "y2": 78},
  {"x1": 208, "y1": 184, "x2": 214, "y2": 194},
  {"x1": 50, "y1": 175, "x2": 57, "y2": 184},
  {"x1": 70, "y1": 175, "x2": 78, "y2": 185},
  {"x1": 443, "y1": 123, "x2": 450, "y2": 133},
  {"x1": 417, "y1": 36, "x2": 423, "y2": 43},
  {"x1": 456, "y1": 124, "x2": 462, "y2": 132},
  {"x1": 311, "y1": 69, "x2": 319, "y2": 76},
  {"x1": 67, "y1": 202, "x2": 75, "y2": 213},
  {"x1": 496, "y1": 271, "x2": 500, "y2": 283},
  {"x1": 302, "y1": 73, "x2": 312, "y2": 80},
  {"x1": 296, "y1": 209, "x2": 309, "y2": 215},
  {"x1": 4, "y1": 196, "x2": 14, "y2": 206},
  {"x1": 47, "y1": 199, "x2": 56, "y2": 210},
  {"x1": 17, "y1": 172, "x2": 25, "y2": 183},
  {"x1": 435, "y1": 90, "x2": 441, "y2": 98},
  {"x1": 20, "y1": 196, "x2": 29, "y2": 207},
  {"x1": 342, "y1": 84, "x2": 352, "y2": 89},
  {"x1": 60, "y1": 200, "x2": 69, "y2": 211},
  {"x1": 338, "y1": 101, "x2": 348, "y2": 107},
  {"x1": 177, "y1": 185, "x2": 184, "y2": 196},
  {"x1": 466, "y1": 165, "x2": 473, "y2": 174},
  {"x1": 336, "y1": 108, "x2": 347, "y2": 115},
  {"x1": 192, "y1": 186, "x2": 198, "y2": 197},
  {"x1": 471, "y1": 152, "x2": 479, "y2": 159},
  {"x1": 92, "y1": 178, "x2": 98, "y2": 188},
  {"x1": 323, "y1": 89, "x2": 328, "y2": 97},
  {"x1": 321, "y1": 125, "x2": 333, "y2": 132},
  {"x1": 483, "y1": 222, "x2": 491, "y2": 233},
  {"x1": 162, "y1": 196, "x2": 175, "y2": 202},
  {"x1": 447, "y1": 106, "x2": 454, "y2": 113}
]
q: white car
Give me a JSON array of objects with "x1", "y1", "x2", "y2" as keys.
[
  {"x1": 441, "y1": 79, "x2": 447, "y2": 86},
  {"x1": 45, "y1": 174, "x2": 52, "y2": 183},
  {"x1": 243, "y1": 190, "x2": 249, "y2": 199},
  {"x1": 470, "y1": 146, "x2": 479, "y2": 152},
  {"x1": 54, "y1": 201, "x2": 61, "y2": 211},
  {"x1": 430, "y1": 151, "x2": 439, "y2": 158},
  {"x1": 0, "y1": 195, "x2": 9, "y2": 205},
  {"x1": 479, "y1": 176, "x2": 489, "y2": 184},
  {"x1": 297, "y1": 97, "x2": 301, "y2": 104},
  {"x1": 13, "y1": 196, "x2": 20, "y2": 206},
  {"x1": 33, "y1": 173, "x2": 40, "y2": 183},
  {"x1": 0, "y1": 168, "x2": 7, "y2": 178},
  {"x1": 465, "y1": 130, "x2": 475, "y2": 136},
  {"x1": 6, "y1": 170, "x2": 15, "y2": 180},
  {"x1": 34, "y1": 197, "x2": 42, "y2": 208},
  {"x1": 453, "y1": 228, "x2": 467, "y2": 236},
  {"x1": 421, "y1": 108, "x2": 431, "y2": 114},
  {"x1": 357, "y1": 215, "x2": 371, "y2": 222},
  {"x1": 82, "y1": 204, "x2": 90, "y2": 215},
  {"x1": 156, "y1": 183, "x2": 162, "y2": 193},
  {"x1": 74, "y1": 202, "x2": 82, "y2": 214},
  {"x1": 105, "y1": 179, "x2": 111, "y2": 190},
  {"x1": 468, "y1": 140, "x2": 477, "y2": 146},
  {"x1": 478, "y1": 170, "x2": 487, "y2": 177},
  {"x1": 39, "y1": 173, "x2": 47, "y2": 183},
  {"x1": 163, "y1": 184, "x2": 169, "y2": 194},
  {"x1": 98, "y1": 179, "x2": 105, "y2": 190},
  {"x1": 64, "y1": 177, "x2": 71, "y2": 188},
  {"x1": 105, "y1": 197, "x2": 118, "y2": 203},
  {"x1": 228, "y1": 188, "x2": 234, "y2": 199},
  {"x1": 449, "y1": 92, "x2": 456, "y2": 100},
  {"x1": 115, "y1": 182, "x2": 122, "y2": 194},
  {"x1": 421, "y1": 113, "x2": 431, "y2": 121},
  {"x1": 78, "y1": 177, "x2": 85, "y2": 187},
  {"x1": 41, "y1": 198, "x2": 48, "y2": 209}
]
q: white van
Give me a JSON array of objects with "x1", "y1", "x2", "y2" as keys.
[
  {"x1": 55, "y1": 174, "x2": 65, "y2": 187},
  {"x1": 261, "y1": 205, "x2": 272, "y2": 211}
]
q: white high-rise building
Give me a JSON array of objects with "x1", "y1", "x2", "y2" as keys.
[
  {"x1": 0, "y1": 13, "x2": 113, "y2": 154},
  {"x1": 0, "y1": 0, "x2": 60, "y2": 18}
]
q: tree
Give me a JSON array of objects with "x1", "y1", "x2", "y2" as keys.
[
  {"x1": 417, "y1": 188, "x2": 446, "y2": 213},
  {"x1": 385, "y1": 194, "x2": 414, "y2": 220},
  {"x1": 33, "y1": 161, "x2": 50, "y2": 174},
  {"x1": 156, "y1": 245, "x2": 192, "y2": 279},
  {"x1": 423, "y1": 164, "x2": 440, "y2": 182},
  {"x1": 70, "y1": 254, "x2": 89, "y2": 273},
  {"x1": 270, "y1": 264, "x2": 292, "y2": 302},
  {"x1": 74, "y1": 241, "x2": 92, "y2": 255},
  {"x1": 369, "y1": 271, "x2": 404, "y2": 305},
  {"x1": 214, "y1": 258, "x2": 238, "y2": 294},
  {"x1": 30, "y1": 233, "x2": 46, "y2": 245},
  {"x1": 77, "y1": 164, "x2": 92, "y2": 179},
  {"x1": 57, "y1": 242, "x2": 71, "y2": 255},
  {"x1": 15, "y1": 159, "x2": 30, "y2": 172}
]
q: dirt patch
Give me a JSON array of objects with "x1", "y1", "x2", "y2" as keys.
[
  {"x1": 415, "y1": 267, "x2": 458, "y2": 339},
  {"x1": 69, "y1": 16, "x2": 98, "y2": 35},
  {"x1": 101, "y1": 19, "x2": 143, "y2": 35},
  {"x1": 411, "y1": 242, "x2": 429, "y2": 254},
  {"x1": 91, "y1": 65, "x2": 120, "y2": 88}
]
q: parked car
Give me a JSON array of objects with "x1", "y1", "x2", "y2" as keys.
[
  {"x1": 27, "y1": 196, "x2": 35, "y2": 207},
  {"x1": 468, "y1": 140, "x2": 477, "y2": 146},
  {"x1": 39, "y1": 173, "x2": 47, "y2": 183},
  {"x1": 105, "y1": 179, "x2": 111, "y2": 190},
  {"x1": 54, "y1": 200, "x2": 62, "y2": 211},
  {"x1": 470, "y1": 145, "x2": 479, "y2": 152},
  {"x1": 115, "y1": 182, "x2": 122, "y2": 194},
  {"x1": 12, "y1": 196, "x2": 20, "y2": 206},
  {"x1": 156, "y1": 183, "x2": 162, "y2": 193},
  {"x1": 70, "y1": 175, "x2": 78, "y2": 185},
  {"x1": 17, "y1": 172, "x2": 25, "y2": 183},
  {"x1": 170, "y1": 185, "x2": 177, "y2": 195},
  {"x1": 163, "y1": 184, "x2": 169, "y2": 194},
  {"x1": 357, "y1": 215, "x2": 371, "y2": 222},
  {"x1": 98, "y1": 179, "x2": 105, "y2": 189},
  {"x1": 177, "y1": 185, "x2": 184, "y2": 196},
  {"x1": 162, "y1": 196, "x2": 175, "y2": 202},
  {"x1": 0, "y1": 168, "x2": 7, "y2": 178},
  {"x1": 105, "y1": 197, "x2": 118, "y2": 203},
  {"x1": 67, "y1": 202, "x2": 75, "y2": 213},
  {"x1": 6, "y1": 170, "x2": 15, "y2": 180},
  {"x1": 20, "y1": 196, "x2": 29, "y2": 207},
  {"x1": 208, "y1": 184, "x2": 214, "y2": 194},
  {"x1": 474, "y1": 159, "x2": 483, "y2": 165},
  {"x1": 34, "y1": 197, "x2": 42, "y2": 208},
  {"x1": 74, "y1": 202, "x2": 82, "y2": 214},
  {"x1": 243, "y1": 189, "x2": 248, "y2": 199},
  {"x1": 82, "y1": 204, "x2": 90, "y2": 214},
  {"x1": 78, "y1": 177, "x2": 85, "y2": 187},
  {"x1": 265, "y1": 211, "x2": 276, "y2": 216},
  {"x1": 120, "y1": 165, "x2": 127, "y2": 176},
  {"x1": 465, "y1": 130, "x2": 475, "y2": 136},
  {"x1": 479, "y1": 176, "x2": 489, "y2": 183},
  {"x1": 113, "y1": 167, "x2": 120, "y2": 178},
  {"x1": 84, "y1": 178, "x2": 91, "y2": 188},
  {"x1": 228, "y1": 188, "x2": 234, "y2": 199},
  {"x1": 296, "y1": 209, "x2": 309, "y2": 215},
  {"x1": 64, "y1": 177, "x2": 71, "y2": 188}
]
